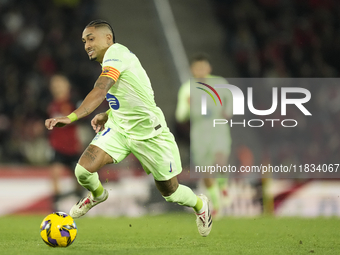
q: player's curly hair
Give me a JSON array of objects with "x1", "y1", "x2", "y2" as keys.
[{"x1": 85, "y1": 19, "x2": 115, "y2": 43}]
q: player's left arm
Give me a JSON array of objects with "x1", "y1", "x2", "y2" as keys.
[{"x1": 45, "y1": 76, "x2": 115, "y2": 130}]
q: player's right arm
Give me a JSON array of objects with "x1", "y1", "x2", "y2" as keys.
[
  {"x1": 74, "y1": 76, "x2": 114, "y2": 119},
  {"x1": 45, "y1": 76, "x2": 115, "y2": 130}
]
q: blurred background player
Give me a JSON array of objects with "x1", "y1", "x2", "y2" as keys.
[
  {"x1": 47, "y1": 74, "x2": 83, "y2": 211},
  {"x1": 176, "y1": 53, "x2": 232, "y2": 218}
]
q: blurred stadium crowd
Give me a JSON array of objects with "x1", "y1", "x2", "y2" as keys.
[
  {"x1": 0, "y1": 0, "x2": 339, "y2": 172},
  {"x1": 214, "y1": 0, "x2": 340, "y2": 78},
  {"x1": 212, "y1": 0, "x2": 340, "y2": 173},
  {"x1": 0, "y1": 0, "x2": 99, "y2": 163}
]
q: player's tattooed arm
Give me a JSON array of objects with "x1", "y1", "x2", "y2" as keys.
[
  {"x1": 94, "y1": 76, "x2": 115, "y2": 90},
  {"x1": 73, "y1": 76, "x2": 115, "y2": 119}
]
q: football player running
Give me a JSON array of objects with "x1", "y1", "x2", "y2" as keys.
[{"x1": 45, "y1": 20, "x2": 212, "y2": 237}]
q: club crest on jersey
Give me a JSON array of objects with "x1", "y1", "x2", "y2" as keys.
[
  {"x1": 106, "y1": 93, "x2": 120, "y2": 110},
  {"x1": 103, "y1": 66, "x2": 110, "y2": 74}
]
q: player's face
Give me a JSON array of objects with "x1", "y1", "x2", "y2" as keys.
[
  {"x1": 82, "y1": 26, "x2": 111, "y2": 63},
  {"x1": 191, "y1": 61, "x2": 212, "y2": 78}
]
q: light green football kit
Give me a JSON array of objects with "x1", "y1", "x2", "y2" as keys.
[
  {"x1": 91, "y1": 43, "x2": 181, "y2": 181},
  {"x1": 176, "y1": 75, "x2": 233, "y2": 166}
]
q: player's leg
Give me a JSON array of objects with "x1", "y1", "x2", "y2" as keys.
[
  {"x1": 50, "y1": 162, "x2": 64, "y2": 211},
  {"x1": 154, "y1": 176, "x2": 212, "y2": 237},
  {"x1": 154, "y1": 176, "x2": 202, "y2": 212},
  {"x1": 203, "y1": 177, "x2": 220, "y2": 212},
  {"x1": 50, "y1": 151, "x2": 76, "y2": 210},
  {"x1": 203, "y1": 152, "x2": 229, "y2": 218},
  {"x1": 51, "y1": 163, "x2": 63, "y2": 195},
  {"x1": 70, "y1": 127, "x2": 130, "y2": 218},
  {"x1": 131, "y1": 128, "x2": 212, "y2": 236},
  {"x1": 64, "y1": 154, "x2": 85, "y2": 199},
  {"x1": 69, "y1": 144, "x2": 113, "y2": 218},
  {"x1": 56, "y1": 154, "x2": 85, "y2": 200},
  {"x1": 77, "y1": 144, "x2": 113, "y2": 195}
]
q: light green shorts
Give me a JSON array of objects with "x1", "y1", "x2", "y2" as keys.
[
  {"x1": 191, "y1": 122, "x2": 232, "y2": 166},
  {"x1": 90, "y1": 126, "x2": 182, "y2": 181}
]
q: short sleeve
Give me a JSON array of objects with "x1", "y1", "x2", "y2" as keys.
[{"x1": 100, "y1": 45, "x2": 126, "y2": 82}]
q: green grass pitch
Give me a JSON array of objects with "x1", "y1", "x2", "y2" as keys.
[{"x1": 0, "y1": 213, "x2": 339, "y2": 254}]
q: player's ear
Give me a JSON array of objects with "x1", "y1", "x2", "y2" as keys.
[{"x1": 106, "y1": 33, "x2": 113, "y2": 45}]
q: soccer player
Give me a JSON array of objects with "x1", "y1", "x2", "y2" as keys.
[
  {"x1": 45, "y1": 20, "x2": 212, "y2": 237},
  {"x1": 47, "y1": 74, "x2": 83, "y2": 210},
  {"x1": 176, "y1": 53, "x2": 232, "y2": 218}
]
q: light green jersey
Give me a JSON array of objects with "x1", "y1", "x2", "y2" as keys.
[
  {"x1": 176, "y1": 75, "x2": 233, "y2": 123},
  {"x1": 176, "y1": 75, "x2": 233, "y2": 166},
  {"x1": 101, "y1": 43, "x2": 166, "y2": 140}
]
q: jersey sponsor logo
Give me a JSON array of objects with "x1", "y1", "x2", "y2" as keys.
[
  {"x1": 106, "y1": 93, "x2": 120, "y2": 110},
  {"x1": 104, "y1": 58, "x2": 121, "y2": 63},
  {"x1": 169, "y1": 162, "x2": 173, "y2": 173}
]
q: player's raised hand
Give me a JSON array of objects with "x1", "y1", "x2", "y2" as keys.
[
  {"x1": 91, "y1": 112, "x2": 108, "y2": 133},
  {"x1": 45, "y1": 117, "x2": 71, "y2": 130}
]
